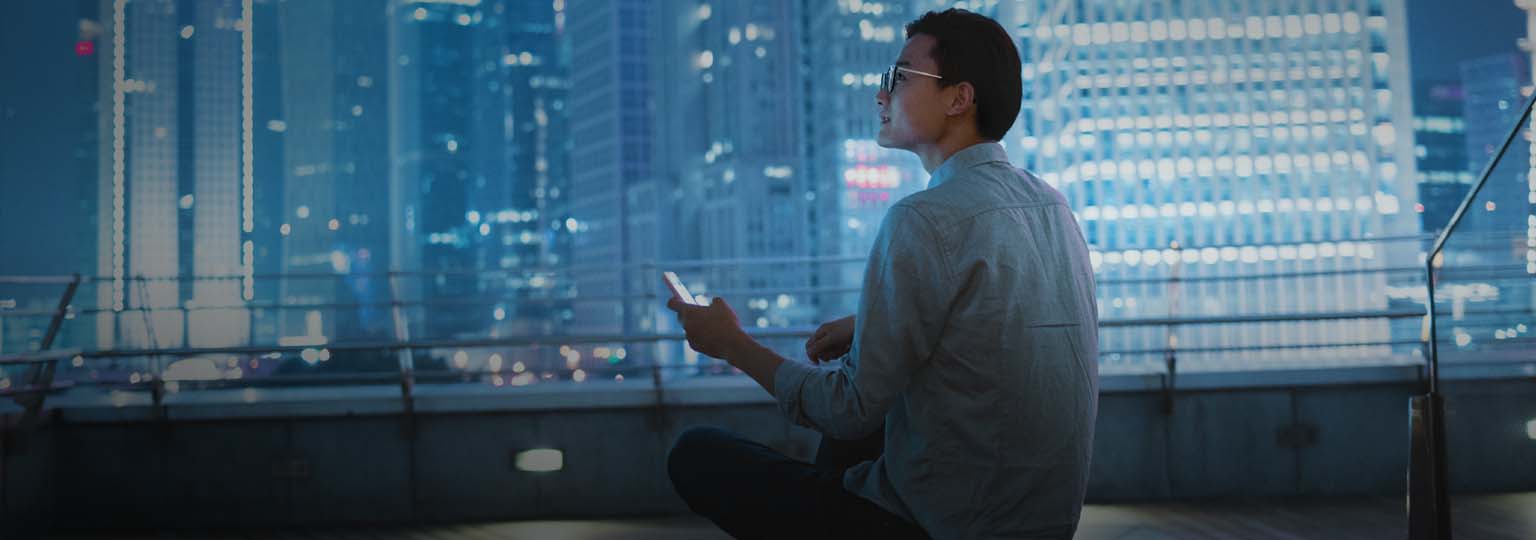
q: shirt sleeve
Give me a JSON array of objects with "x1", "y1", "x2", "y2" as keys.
[{"x1": 774, "y1": 204, "x2": 956, "y2": 439}]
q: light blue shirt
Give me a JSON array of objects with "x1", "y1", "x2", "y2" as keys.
[{"x1": 773, "y1": 142, "x2": 1100, "y2": 539}]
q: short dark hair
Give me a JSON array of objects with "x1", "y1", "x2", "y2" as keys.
[{"x1": 904, "y1": 9, "x2": 1022, "y2": 141}]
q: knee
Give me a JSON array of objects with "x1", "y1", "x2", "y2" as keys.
[
  {"x1": 668, "y1": 426, "x2": 728, "y2": 475},
  {"x1": 667, "y1": 426, "x2": 731, "y2": 498}
]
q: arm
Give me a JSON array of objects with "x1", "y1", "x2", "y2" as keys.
[
  {"x1": 773, "y1": 205, "x2": 956, "y2": 439},
  {"x1": 725, "y1": 337, "x2": 786, "y2": 394}
]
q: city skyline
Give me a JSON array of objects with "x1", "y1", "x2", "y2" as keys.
[{"x1": 1, "y1": 0, "x2": 1533, "y2": 361}]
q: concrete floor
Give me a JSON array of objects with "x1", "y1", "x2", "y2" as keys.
[{"x1": 48, "y1": 492, "x2": 1536, "y2": 540}]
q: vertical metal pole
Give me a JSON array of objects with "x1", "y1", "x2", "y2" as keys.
[
  {"x1": 1162, "y1": 245, "x2": 1183, "y2": 415},
  {"x1": 1411, "y1": 257, "x2": 1451, "y2": 539},
  {"x1": 639, "y1": 261, "x2": 668, "y2": 430},
  {"x1": 388, "y1": 272, "x2": 417, "y2": 439},
  {"x1": 1425, "y1": 259, "x2": 1441, "y2": 398}
]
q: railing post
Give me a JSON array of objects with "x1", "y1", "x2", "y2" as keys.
[
  {"x1": 1162, "y1": 243, "x2": 1183, "y2": 416},
  {"x1": 638, "y1": 260, "x2": 670, "y2": 430},
  {"x1": 388, "y1": 271, "x2": 417, "y2": 440},
  {"x1": 19, "y1": 274, "x2": 82, "y2": 427},
  {"x1": 1411, "y1": 256, "x2": 1451, "y2": 539}
]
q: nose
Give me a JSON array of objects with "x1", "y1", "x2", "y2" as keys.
[{"x1": 876, "y1": 87, "x2": 889, "y2": 108}]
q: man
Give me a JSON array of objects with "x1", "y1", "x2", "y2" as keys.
[{"x1": 665, "y1": 8, "x2": 1099, "y2": 540}]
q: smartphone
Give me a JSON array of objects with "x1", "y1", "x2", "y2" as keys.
[{"x1": 663, "y1": 271, "x2": 699, "y2": 305}]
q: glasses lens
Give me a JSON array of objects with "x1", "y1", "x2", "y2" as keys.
[{"x1": 880, "y1": 68, "x2": 891, "y2": 94}]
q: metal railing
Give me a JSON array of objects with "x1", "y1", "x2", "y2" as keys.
[
  {"x1": 0, "y1": 236, "x2": 1474, "y2": 415},
  {"x1": 1412, "y1": 84, "x2": 1536, "y2": 538}
]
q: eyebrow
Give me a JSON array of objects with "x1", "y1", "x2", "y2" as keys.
[{"x1": 895, "y1": 60, "x2": 912, "y2": 67}]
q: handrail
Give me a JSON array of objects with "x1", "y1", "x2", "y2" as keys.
[
  {"x1": 0, "y1": 232, "x2": 1440, "y2": 285},
  {"x1": 1413, "y1": 78, "x2": 1536, "y2": 540},
  {"x1": 1426, "y1": 90, "x2": 1536, "y2": 394},
  {"x1": 1, "y1": 261, "x2": 1474, "y2": 321},
  {"x1": 0, "y1": 308, "x2": 1511, "y2": 371},
  {"x1": 1426, "y1": 93, "x2": 1536, "y2": 262},
  {"x1": 0, "y1": 307, "x2": 1448, "y2": 366}
]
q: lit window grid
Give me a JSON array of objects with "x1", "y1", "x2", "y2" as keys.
[
  {"x1": 1019, "y1": 1, "x2": 1405, "y2": 251},
  {"x1": 691, "y1": 2, "x2": 810, "y2": 298},
  {"x1": 190, "y1": 1, "x2": 250, "y2": 347},
  {"x1": 803, "y1": 1, "x2": 914, "y2": 316},
  {"x1": 828, "y1": 12, "x2": 922, "y2": 254},
  {"x1": 1013, "y1": 0, "x2": 1412, "y2": 368},
  {"x1": 121, "y1": 0, "x2": 185, "y2": 348}
]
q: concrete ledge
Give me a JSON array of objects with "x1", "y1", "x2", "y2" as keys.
[
  {"x1": 11, "y1": 365, "x2": 1536, "y2": 532},
  {"x1": 49, "y1": 360, "x2": 1524, "y2": 423}
]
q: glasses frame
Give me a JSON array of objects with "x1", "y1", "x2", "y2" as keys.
[{"x1": 880, "y1": 65, "x2": 943, "y2": 95}]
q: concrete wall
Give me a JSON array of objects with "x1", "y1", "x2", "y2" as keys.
[
  {"x1": 8, "y1": 377, "x2": 1535, "y2": 533},
  {"x1": 1, "y1": 414, "x2": 55, "y2": 539},
  {"x1": 44, "y1": 404, "x2": 823, "y2": 530}
]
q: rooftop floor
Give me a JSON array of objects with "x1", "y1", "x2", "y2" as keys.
[{"x1": 49, "y1": 492, "x2": 1536, "y2": 540}]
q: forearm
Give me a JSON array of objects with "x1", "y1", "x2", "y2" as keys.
[{"x1": 725, "y1": 335, "x2": 786, "y2": 395}]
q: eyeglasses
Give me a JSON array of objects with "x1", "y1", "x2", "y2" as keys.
[{"x1": 880, "y1": 65, "x2": 943, "y2": 95}]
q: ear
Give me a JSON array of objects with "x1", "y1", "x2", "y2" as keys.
[{"x1": 946, "y1": 82, "x2": 976, "y2": 117}]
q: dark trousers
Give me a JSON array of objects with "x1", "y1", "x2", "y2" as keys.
[{"x1": 667, "y1": 425, "x2": 930, "y2": 540}]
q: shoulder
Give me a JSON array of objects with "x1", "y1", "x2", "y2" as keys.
[{"x1": 899, "y1": 164, "x2": 1070, "y2": 230}]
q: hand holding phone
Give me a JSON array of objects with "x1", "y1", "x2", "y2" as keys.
[{"x1": 663, "y1": 271, "x2": 699, "y2": 306}]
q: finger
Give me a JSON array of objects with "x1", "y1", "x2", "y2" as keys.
[{"x1": 666, "y1": 296, "x2": 684, "y2": 313}]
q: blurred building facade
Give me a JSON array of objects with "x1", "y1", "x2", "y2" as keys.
[
  {"x1": 803, "y1": 0, "x2": 927, "y2": 318},
  {"x1": 1006, "y1": 0, "x2": 1420, "y2": 367},
  {"x1": 272, "y1": 0, "x2": 392, "y2": 346},
  {"x1": 1410, "y1": 81, "x2": 1469, "y2": 233},
  {"x1": 93, "y1": 0, "x2": 259, "y2": 350},
  {"x1": 16, "y1": 0, "x2": 1527, "y2": 377},
  {"x1": 1459, "y1": 52, "x2": 1532, "y2": 238}
]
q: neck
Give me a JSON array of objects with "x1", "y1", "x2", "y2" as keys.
[{"x1": 913, "y1": 127, "x2": 988, "y2": 173}]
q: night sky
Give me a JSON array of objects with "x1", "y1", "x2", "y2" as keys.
[
  {"x1": 1406, "y1": 0, "x2": 1525, "y2": 83},
  {"x1": 0, "y1": 3, "x2": 90, "y2": 276},
  {"x1": 0, "y1": 1, "x2": 1529, "y2": 276}
]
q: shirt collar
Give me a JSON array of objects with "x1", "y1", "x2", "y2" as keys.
[{"x1": 927, "y1": 142, "x2": 1009, "y2": 188}]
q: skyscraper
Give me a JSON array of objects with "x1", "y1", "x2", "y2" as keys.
[
  {"x1": 389, "y1": 0, "x2": 494, "y2": 339},
  {"x1": 684, "y1": 1, "x2": 812, "y2": 334},
  {"x1": 272, "y1": 0, "x2": 392, "y2": 345},
  {"x1": 1459, "y1": 53, "x2": 1531, "y2": 237},
  {"x1": 565, "y1": 0, "x2": 656, "y2": 337},
  {"x1": 473, "y1": 0, "x2": 573, "y2": 338},
  {"x1": 802, "y1": 0, "x2": 923, "y2": 318},
  {"x1": 1410, "y1": 80, "x2": 1469, "y2": 233},
  {"x1": 1007, "y1": 0, "x2": 1420, "y2": 368},
  {"x1": 95, "y1": 0, "x2": 257, "y2": 349}
]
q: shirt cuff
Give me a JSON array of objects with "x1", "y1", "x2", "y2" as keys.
[{"x1": 772, "y1": 358, "x2": 817, "y2": 422}]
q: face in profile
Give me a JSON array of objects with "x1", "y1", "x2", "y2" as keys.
[{"x1": 876, "y1": 33, "x2": 949, "y2": 151}]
